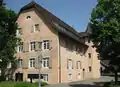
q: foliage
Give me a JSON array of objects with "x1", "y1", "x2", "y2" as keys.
[
  {"x1": 0, "y1": 3, "x2": 19, "y2": 81},
  {"x1": 89, "y1": 0, "x2": 120, "y2": 83},
  {"x1": 0, "y1": 81, "x2": 48, "y2": 87},
  {"x1": 103, "y1": 81, "x2": 120, "y2": 87}
]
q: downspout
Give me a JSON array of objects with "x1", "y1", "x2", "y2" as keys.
[{"x1": 58, "y1": 34, "x2": 61, "y2": 83}]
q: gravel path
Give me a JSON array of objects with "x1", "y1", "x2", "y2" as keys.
[{"x1": 45, "y1": 76, "x2": 114, "y2": 87}]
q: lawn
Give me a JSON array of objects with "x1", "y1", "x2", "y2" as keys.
[{"x1": 0, "y1": 81, "x2": 48, "y2": 87}]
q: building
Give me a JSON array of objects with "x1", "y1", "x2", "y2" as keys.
[{"x1": 15, "y1": 1, "x2": 100, "y2": 84}]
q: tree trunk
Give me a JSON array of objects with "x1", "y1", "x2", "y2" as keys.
[
  {"x1": 0, "y1": 68, "x2": 6, "y2": 81},
  {"x1": 115, "y1": 71, "x2": 118, "y2": 84}
]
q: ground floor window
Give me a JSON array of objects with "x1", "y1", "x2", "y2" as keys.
[
  {"x1": 68, "y1": 73, "x2": 72, "y2": 80},
  {"x1": 41, "y1": 74, "x2": 48, "y2": 81},
  {"x1": 28, "y1": 74, "x2": 48, "y2": 82}
]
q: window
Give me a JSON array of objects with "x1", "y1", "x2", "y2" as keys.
[
  {"x1": 43, "y1": 40, "x2": 50, "y2": 50},
  {"x1": 41, "y1": 57, "x2": 49, "y2": 68},
  {"x1": 89, "y1": 66, "x2": 92, "y2": 72},
  {"x1": 35, "y1": 24, "x2": 39, "y2": 32},
  {"x1": 17, "y1": 42, "x2": 23, "y2": 52},
  {"x1": 26, "y1": 16, "x2": 31, "y2": 19},
  {"x1": 30, "y1": 42, "x2": 36, "y2": 51},
  {"x1": 29, "y1": 58, "x2": 35, "y2": 68},
  {"x1": 88, "y1": 53, "x2": 91, "y2": 58},
  {"x1": 41, "y1": 74, "x2": 48, "y2": 81},
  {"x1": 67, "y1": 59, "x2": 73, "y2": 69},
  {"x1": 18, "y1": 59, "x2": 23, "y2": 68},
  {"x1": 68, "y1": 73, "x2": 72, "y2": 80},
  {"x1": 16, "y1": 28, "x2": 22, "y2": 36},
  {"x1": 76, "y1": 61, "x2": 81, "y2": 69}
]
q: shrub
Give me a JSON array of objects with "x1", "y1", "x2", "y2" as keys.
[{"x1": 0, "y1": 81, "x2": 48, "y2": 87}]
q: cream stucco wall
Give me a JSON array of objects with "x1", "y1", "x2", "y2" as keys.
[{"x1": 59, "y1": 36, "x2": 100, "y2": 83}]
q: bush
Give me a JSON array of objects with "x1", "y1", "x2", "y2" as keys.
[
  {"x1": 103, "y1": 81, "x2": 120, "y2": 87},
  {"x1": 0, "y1": 81, "x2": 48, "y2": 87}
]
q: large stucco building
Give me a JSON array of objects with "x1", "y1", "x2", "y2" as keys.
[{"x1": 14, "y1": 1, "x2": 100, "y2": 84}]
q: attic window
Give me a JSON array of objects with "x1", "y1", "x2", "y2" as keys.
[{"x1": 26, "y1": 16, "x2": 31, "y2": 19}]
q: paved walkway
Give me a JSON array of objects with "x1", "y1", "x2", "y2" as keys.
[{"x1": 45, "y1": 76, "x2": 114, "y2": 87}]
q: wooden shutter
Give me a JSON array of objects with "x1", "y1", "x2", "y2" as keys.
[
  {"x1": 67, "y1": 59, "x2": 69, "y2": 69},
  {"x1": 49, "y1": 57, "x2": 52, "y2": 69},
  {"x1": 23, "y1": 42, "x2": 29, "y2": 52},
  {"x1": 49, "y1": 40, "x2": 52, "y2": 50},
  {"x1": 22, "y1": 57, "x2": 28, "y2": 69},
  {"x1": 72, "y1": 60, "x2": 74, "y2": 69},
  {"x1": 23, "y1": 42, "x2": 26, "y2": 53},
  {"x1": 35, "y1": 41, "x2": 39, "y2": 51},
  {"x1": 31, "y1": 25, "x2": 34, "y2": 33},
  {"x1": 35, "y1": 57, "x2": 38, "y2": 69}
]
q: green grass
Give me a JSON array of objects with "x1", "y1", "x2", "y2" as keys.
[{"x1": 0, "y1": 81, "x2": 48, "y2": 87}]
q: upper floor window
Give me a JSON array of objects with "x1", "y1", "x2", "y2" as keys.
[
  {"x1": 16, "y1": 28, "x2": 22, "y2": 36},
  {"x1": 89, "y1": 66, "x2": 92, "y2": 72},
  {"x1": 67, "y1": 59, "x2": 73, "y2": 69},
  {"x1": 18, "y1": 59, "x2": 23, "y2": 68},
  {"x1": 76, "y1": 61, "x2": 81, "y2": 69},
  {"x1": 30, "y1": 42, "x2": 36, "y2": 51},
  {"x1": 29, "y1": 58, "x2": 35, "y2": 68},
  {"x1": 34, "y1": 24, "x2": 40, "y2": 32},
  {"x1": 41, "y1": 57, "x2": 49, "y2": 68},
  {"x1": 88, "y1": 53, "x2": 91, "y2": 58},
  {"x1": 17, "y1": 42, "x2": 23, "y2": 52},
  {"x1": 43, "y1": 40, "x2": 50, "y2": 50},
  {"x1": 26, "y1": 16, "x2": 31, "y2": 19},
  {"x1": 31, "y1": 24, "x2": 40, "y2": 33}
]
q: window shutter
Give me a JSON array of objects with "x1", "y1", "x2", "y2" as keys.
[
  {"x1": 22, "y1": 58, "x2": 28, "y2": 69},
  {"x1": 35, "y1": 57, "x2": 38, "y2": 69},
  {"x1": 23, "y1": 42, "x2": 29, "y2": 52},
  {"x1": 67, "y1": 59, "x2": 68, "y2": 69},
  {"x1": 23, "y1": 42, "x2": 26, "y2": 53},
  {"x1": 72, "y1": 60, "x2": 74, "y2": 69},
  {"x1": 16, "y1": 59, "x2": 19, "y2": 68},
  {"x1": 31, "y1": 26, "x2": 34, "y2": 33},
  {"x1": 49, "y1": 57, "x2": 52, "y2": 69},
  {"x1": 49, "y1": 40, "x2": 52, "y2": 50},
  {"x1": 35, "y1": 41, "x2": 39, "y2": 51}
]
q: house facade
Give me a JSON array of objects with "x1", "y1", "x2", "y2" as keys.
[{"x1": 14, "y1": 1, "x2": 100, "y2": 84}]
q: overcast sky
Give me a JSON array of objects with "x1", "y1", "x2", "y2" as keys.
[{"x1": 5, "y1": 0, "x2": 97, "y2": 32}]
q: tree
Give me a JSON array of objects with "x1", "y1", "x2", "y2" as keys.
[
  {"x1": 90, "y1": 0, "x2": 120, "y2": 84},
  {"x1": 0, "y1": 2, "x2": 18, "y2": 81}
]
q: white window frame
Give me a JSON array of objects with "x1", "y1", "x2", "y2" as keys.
[
  {"x1": 17, "y1": 43, "x2": 23, "y2": 52},
  {"x1": 29, "y1": 58, "x2": 35, "y2": 68},
  {"x1": 41, "y1": 74, "x2": 48, "y2": 81},
  {"x1": 68, "y1": 59, "x2": 73, "y2": 70},
  {"x1": 68, "y1": 73, "x2": 72, "y2": 80},
  {"x1": 41, "y1": 57, "x2": 49, "y2": 68},
  {"x1": 77, "y1": 61, "x2": 82, "y2": 69},
  {"x1": 34, "y1": 24, "x2": 39, "y2": 32},
  {"x1": 43, "y1": 40, "x2": 50, "y2": 50},
  {"x1": 30, "y1": 41, "x2": 36, "y2": 51}
]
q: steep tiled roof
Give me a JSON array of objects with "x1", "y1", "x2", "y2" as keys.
[
  {"x1": 78, "y1": 23, "x2": 91, "y2": 37},
  {"x1": 18, "y1": 1, "x2": 88, "y2": 46}
]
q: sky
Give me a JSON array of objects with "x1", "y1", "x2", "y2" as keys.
[{"x1": 5, "y1": 0, "x2": 97, "y2": 32}]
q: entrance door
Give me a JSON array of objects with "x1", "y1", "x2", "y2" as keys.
[{"x1": 15, "y1": 73, "x2": 23, "y2": 81}]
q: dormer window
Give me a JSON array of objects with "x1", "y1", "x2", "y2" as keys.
[{"x1": 26, "y1": 16, "x2": 31, "y2": 19}]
